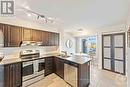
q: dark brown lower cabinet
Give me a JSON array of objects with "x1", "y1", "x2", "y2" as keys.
[
  {"x1": 45, "y1": 57, "x2": 54, "y2": 76},
  {"x1": 4, "y1": 62, "x2": 22, "y2": 87},
  {"x1": 45, "y1": 57, "x2": 90, "y2": 87},
  {"x1": 54, "y1": 57, "x2": 64, "y2": 79},
  {"x1": 78, "y1": 62, "x2": 90, "y2": 87}
]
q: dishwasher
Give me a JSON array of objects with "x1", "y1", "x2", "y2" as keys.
[{"x1": 64, "y1": 61, "x2": 78, "y2": 87}]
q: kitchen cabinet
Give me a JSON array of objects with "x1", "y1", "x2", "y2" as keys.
[
  {"x1": 0, "y1": 25, "x2": 22, "y2": 47},
  {"x1": 1, "y1": 62, "x2": 22, "y2": 87},
  {"x1": 54, "y1": 33, "x2": 59, "y2": 46},
  {"x1": 42, "y1": 31, "x2": 49, "y2": 46},
  {"x1": 0, "y1": 24, "x2": 5, "y2": 47},
  {"x1": 0, "y1": 23, "x2": 59, "y2": 47},
  {"x1": 7, "y1": 25, "x2": 22, "y2": 47},
  {"x1": 54, "y1": 57, "x2": 64, "y2": 79},
  {"x1": 48, "y1": 32, "x2": 54, "y2": 46},
  {"x1": 0, "y1": 24, "x2": 4, "y2": 32},
  {"x1": 22, "y1": 28, "x2": 32, "y2": 41},
  {"x1": 32, "y1": 29, "x2": 42, "y2": 41},
  {"x1": 48, "y1": 32, "x2": 59, "y2": 46},
  {"x1": 45, "y1": 57, "x2": 54, "y2": 76},
  {"x1": 0, "y1": 24, "x2": 9, "y2": 47},
  {"x1": 78, "y1": 62, "x2": 90, "y2": 87}
]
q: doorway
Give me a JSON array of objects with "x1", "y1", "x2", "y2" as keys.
[{"x1": 102, "y1": 33, "x2": 126, "y2": 75}]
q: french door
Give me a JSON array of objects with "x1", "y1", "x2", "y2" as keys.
[{"x1": 102, "y1": 33, "x2": 125, "y2": 75}]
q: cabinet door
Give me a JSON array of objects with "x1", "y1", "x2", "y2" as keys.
[
  {"x1": 54, "y1": 58, "x2": 64, "y2": 79},
  {"x1": 0, "y1": 24, "x2": 9, "y2": 47},
  {"x1": 4, "y1": 63, "x2": 22, "y2": 87},
  {"x1": 0, "y1": 24, "x2": 4, "y2": 47},
  {"x1": 32, "y1": 29, "x2": 42, "y2": 41},
  {"x1": 8, "y1": 26, "x2": 22, "y2": 47},
  {"x1": 4, "y1": 64, "x2": 11, "y2": 87},
  {"x1": 45, "y1": 57, "x2": 54, "y2": 76},
  {"x1": 15, "y1": 63, "x2": 22, "y2": 87},
  {"x1": 48, "y1": 32, "x2": 56, "y2": 46},
  {"x1": 54, "y1": 33, "x2": 59, "y2": 46},
  {"x1": 48, "y1": 32, "x2": 53, "y2": 46},
  {"x1": 0, "y1": 24, "x2": 4, "y2": 32},
  {"x1": 22, "y1": 28, "x2": 32, "y2": 41},
  {"x1": 42, "y1": 31, "x2": 49, "y2": 46},
  {"x1": 42, "y1": 31, "x2": 46, "y2": 46}
]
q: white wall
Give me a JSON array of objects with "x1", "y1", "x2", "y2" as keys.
[
  {"x1": 96, "y1": 24, "x2": 128, "y2": 69},
  {"x1": 59, "y1": 32, "x2": 76, "y2": 54},
  {"x1": 69, "y1": 23, "x2": 128, "y2": 70}
]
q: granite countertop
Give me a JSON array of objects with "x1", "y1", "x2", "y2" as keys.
[
  {"x1": 56, "y1": 55, "x2": 91, "y2": 64},
  {"x1": 0, "y1": 53, "x2": 91, "y2": 65}
]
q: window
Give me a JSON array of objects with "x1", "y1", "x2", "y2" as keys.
[{"x1": 82, "y1": 36, "x2": 97, "y2": 56}]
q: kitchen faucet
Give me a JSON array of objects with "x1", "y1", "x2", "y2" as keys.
[{"x1": 61, "y1": 51, "x2": 67, "y2": 57}]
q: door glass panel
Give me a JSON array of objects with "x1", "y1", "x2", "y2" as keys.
[
  {"x1": 104, "y1": 36, "x2": 111, "y2": 46},
  {"x1": 115, "y1": 61, "x2": 124, "y2": 74},
  {"x1": 104, "y1": 59, "x2": 111, "y2": 70},
  {"x1": 114, "y1": 48, "x2": 123, "y2": 60},
  {"x1": 104, "y1": 48, "x2": 111, "y2": 58},
  {"x1": 114, "y1": 35, "x2": 123, "y2": 47}
]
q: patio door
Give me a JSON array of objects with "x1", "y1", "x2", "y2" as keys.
[{"x1": 102, "y1": 33, "x2": 125, "y2": 75}]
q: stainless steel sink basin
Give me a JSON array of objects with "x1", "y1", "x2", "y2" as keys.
[{"x1": 57, "y1": 55, "x2": 70, "y2": 58}]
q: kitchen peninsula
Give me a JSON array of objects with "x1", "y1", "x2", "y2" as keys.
[{"x1": 0, "y1": 54, "x2": 91, "y2": 87}]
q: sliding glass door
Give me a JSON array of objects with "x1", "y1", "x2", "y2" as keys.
[{"x1": 102, "y1": 33, "x2": 125, "y2": 75}]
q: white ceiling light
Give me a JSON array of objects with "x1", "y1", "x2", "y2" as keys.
[
  {"x1": 27, "y1": 13, "x2": 31, "y2": 17},
  {"x1": 25, "y1": 6, "x2": 30, "y2": 9},
  {"x1": 78, "y1": 29, "x2": 83, "y2": 31}
]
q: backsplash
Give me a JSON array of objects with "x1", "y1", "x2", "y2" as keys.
[{"x1": 0, "y1": 46, "x2": 59, "y2": 59}]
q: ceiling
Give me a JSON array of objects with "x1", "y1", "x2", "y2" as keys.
[{"x1": 15, "y1": 0, "x2": 130, "y2": 31}]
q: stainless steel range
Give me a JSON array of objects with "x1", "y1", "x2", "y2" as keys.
[{"x1": 20, "y1": 50, "x2": 45, "y2": 87}]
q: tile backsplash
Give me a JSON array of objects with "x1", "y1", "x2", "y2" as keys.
[{"x1": 0, "y1": 46, "x2": 59, "y2": 59}]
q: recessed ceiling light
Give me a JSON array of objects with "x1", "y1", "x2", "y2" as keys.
[
  {"x1": 47, "y1": 17, "x2": 53, "y2": 20},
  {"x1": 27, "y1": 13, "x2": 31, "y2": 17},
  {"x1": 78, "y1": 29, "x2": 83, "y2": 31},
  {"x1": 25, "y1": 6, "x2": 30, "y2": 9}
]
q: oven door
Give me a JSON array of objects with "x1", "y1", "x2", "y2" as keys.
[
  {"x1": 38, "y1": 59, "x2": 45, "y2": 75},
  {"x1": 22, "y1": 61, "x2": 34, "y2": 81}
]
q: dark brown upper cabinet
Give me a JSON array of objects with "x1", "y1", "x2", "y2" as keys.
[
  {"x1": 42, "y1": 31, "x2": 48, "y2": 46},
  {"x1": 0, "y1": 23, "x2": 59, "y2": 47},
  {"x1": 0, "y1": 24, "x2": 9, "y2": 47},
  {"x1": 54, "y1": 33, "x2": 59, "y2": 46},
  {"x1": 0, "y1": 23, "x2": 4, "y2": 32},
  {"x1": 7, "y1": 25, "x2": 22, "y2": 47},
  {"x1": 22, "y1": 28, "x2": 32, "y2": 41},
  {"x1": 48, "y1": 32, "x2": 52, "y2": 46},
  {"x1": 32, "y1": 29, "x2": 42, "y2": 42},
  {"x1": 48, "y1": 32, "x2": 54, "y2": 46}
]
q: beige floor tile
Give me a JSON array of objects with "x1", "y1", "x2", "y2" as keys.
[{"x1": 28, "y1": 65, "x2": 127, "y2": 87}]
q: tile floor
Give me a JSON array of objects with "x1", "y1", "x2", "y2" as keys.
[{"x1": 28, "y1": 65, "x2": 127, "y2": 87}]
